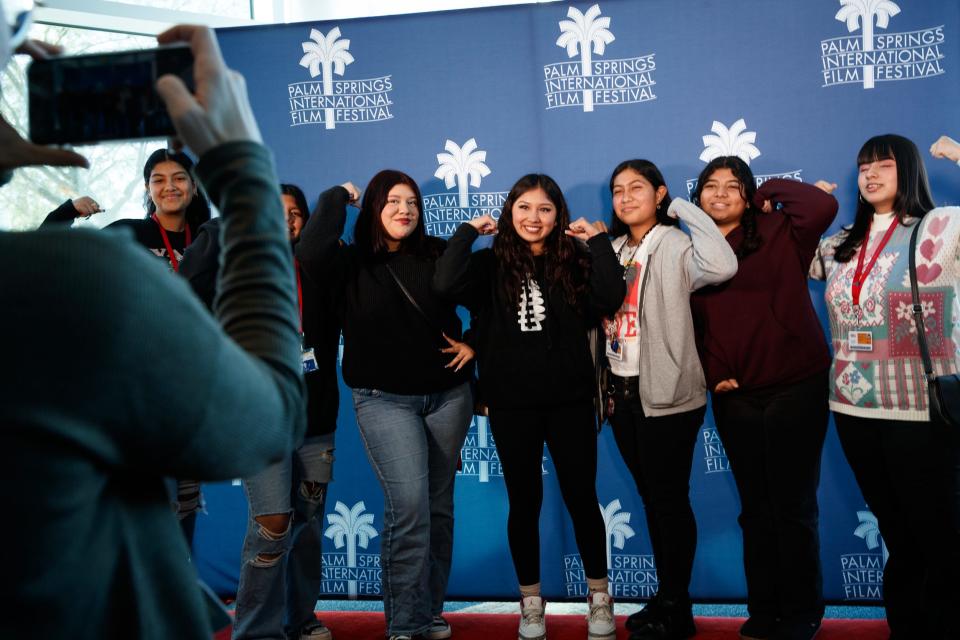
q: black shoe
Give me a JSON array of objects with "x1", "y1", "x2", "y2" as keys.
[
  {"x1": 627, "y1": 596, "x2": 695, "y2": 640},
  {"x1": 740, "y1": 615, "x2": 780, "y2": 640},
  {"x1": 625, "y1": 593, "x2": 665, "y2": 631},
  {"x1": 770, "y1": 618, "x2": 821, "y2": 640}
]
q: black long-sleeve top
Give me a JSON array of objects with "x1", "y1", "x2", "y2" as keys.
[
  {"x1": 181, "y1": 217, "x2": 340, "y2": 436},
  {"x1": 295, "y1": 186, "x2": 470, "y2": 395},
  {"x1": 433, "y1": 223, "x2": 625, "y2": 410}
]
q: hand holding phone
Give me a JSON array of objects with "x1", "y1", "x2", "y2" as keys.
[{"x1": 155, "y1": 25, "x2": 262, "y2": 157}]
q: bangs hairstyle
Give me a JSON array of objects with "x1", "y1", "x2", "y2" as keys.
[
  {"x1": 692, "y1": 156, "x2": 762, "y2": 258},
  {"x1": 493, "y1": 173, "x2": 589, "y2": 309},
  {"x1": 280, "y1": 183, "x2": 310, "y2": 222},
  {"x1": 608, "y1": 159, "x2": 678, "y2": 239},
  {"x1": 354, "y1": 169, "x2": 431, "y2": 261},
  {"x1": 833, "y1": 133, "x2": 936, "y2": 263},
  {"x1": 142, "y1": 148, "x2": 211, "y2": 233}
]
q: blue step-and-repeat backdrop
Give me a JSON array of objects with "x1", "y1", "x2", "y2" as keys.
[{"x1": 197, "y1": 0, "x2": 960, "y2": 602}]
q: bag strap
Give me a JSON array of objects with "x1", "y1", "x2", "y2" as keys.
[
  {"x1": 384, "y1": 263, "x2": 445, "y2": 341},
  {"x1": 907, "y1": 220, "x2": 936, "y2": 383}
]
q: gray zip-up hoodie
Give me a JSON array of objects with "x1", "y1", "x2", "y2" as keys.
[{"x1": 620, "y1": 198, "x2": 738, "y2": 416}]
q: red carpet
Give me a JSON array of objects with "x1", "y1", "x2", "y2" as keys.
[{"x1": 280, "y1": 611, "x2": 890, "y2": 639}]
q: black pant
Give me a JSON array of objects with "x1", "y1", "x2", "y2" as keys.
[
  {"x1": 711, "y1": 372, "x2": 828, "y2": 623},
  {"x1": 609, "y1": 391, "x2": 704, "y2": 600},
  {"x1": 488, "y1": 401, "x2": 607, "y2": 585},
  {"x1": 834, "y1": 412, "x2": 960, "y2": 639}
]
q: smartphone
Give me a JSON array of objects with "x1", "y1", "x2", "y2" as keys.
[{"x1": 28, "y1": 45, "x2": 193, "y2": 145}]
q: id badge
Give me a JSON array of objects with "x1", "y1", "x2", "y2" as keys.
[
  {"x1": 848, "y1": 330, "x2": 873, "y2": 352},
  {"x1": 605, "y1": 337, "x2": 624, "y2": 362},
  {"x1": 302, "y1": 347, "x2": 319, "y2": 373}
]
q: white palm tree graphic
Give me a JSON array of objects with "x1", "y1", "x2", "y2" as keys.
[
  {"x1": 435, "y1": 138, "x2": 491, "y2": 208},
  {"x1": 556, "y1": 3, "x2": 615, "y2": 112},
  {"x1": 601, "y1": 499, "x2": 636, "y2": 569},
  {"x1": 699, "y1": 119, "x2": 762, "y2": 165},
  {"x1": 324, "y1": 500, "x2": 379, "y2": 596},
  {"x1": 836, "y1": 0, "x2": 901, "y2": 89},
  {"x1": 854, "y1": 509, "x2": 888, "y2": 566},
  {"x1": 299, "y1": 27, "x2": 355, "y2": 129}
]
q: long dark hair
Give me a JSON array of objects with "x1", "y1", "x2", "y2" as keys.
[
  {"x1": 692, "y1": 156, "x2": 762, "y2": 258},
  {"x1": 142, "y1": 148, "x2": 211, "y2": 233},
  {"x1": 493, "y1": 173, "x2": 588, "y2": 308},
  {"x1": 833, "y1": 134, "x2": 936, "y2": 263},
  {"x1": 280, "y1": 183, "x2": 310, "y2": 222},
  {"x1": 354, "y1": 169, "x2": 432, "y2": 261},
  {"x1": 608, "y1": 159, "x2": 678, "y2": 239}
]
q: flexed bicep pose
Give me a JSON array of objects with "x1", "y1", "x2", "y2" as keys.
[
  {"x1": 296, "y1": 171, "x2": 472, "y2": 640},
  {"x1": 597, "y1": 160, "x2": 737, "y2": 640},
  {"x1": 435, "y1": 174, "x2": 624, "y2": 640},
  {"x1": 690, "y1": 157, "x2": 838, "y2": 640},
  {"x1": 811, "y1": 134, "x2": 960, "y2": 640}
]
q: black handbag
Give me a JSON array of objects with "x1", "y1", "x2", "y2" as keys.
[
  {"x1": 587, "y1": 326, "x2": 610, "y2": 431},
  {"x1": 908, "y1": 220, "x2": 960, "y2": 428}
]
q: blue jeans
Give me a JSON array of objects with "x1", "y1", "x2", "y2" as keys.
[
  {"x1": 233, "y1": 434, "x2": 335, "y2": 640},
  {"x1": 352, "y1": 382, "x2": 472, "y2": 637}
]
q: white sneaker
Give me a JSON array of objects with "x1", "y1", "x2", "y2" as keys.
[
  {"x1": 519, "y1": 596, "x2": 546, "y2": 640},
  {"x1": 586, "y1": 591, "x2": 615, "y2": 640}
]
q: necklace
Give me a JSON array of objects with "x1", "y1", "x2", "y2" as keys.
[{"x1": 616, "y1": 223, "x2": 657, "y2": 277}]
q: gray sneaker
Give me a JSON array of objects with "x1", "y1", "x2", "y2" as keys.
[{"x1": 519, "y1": 596, "x2": 546, "y2": 640}]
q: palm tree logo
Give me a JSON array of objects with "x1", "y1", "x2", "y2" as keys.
[
  {"x1": 699, "y1": 119, "x2": 762, "y2": 165},
  {"x1": 601, "y1": 499, "x2": 636, "y2": 569},
  {"x1": 854, "y1": 509, "x2": 889, "y2": 566},
  {"x1": 324, "y1": 500, "x2": 379, "y2": 596},
  {"x1": 835, "y1": 0, "x2": 901, "y2": 89},
  {"x1": 556, "y1": 4, "x2": 615, "y2": 112},
  {"x1": 299, "y1": 27, "x2": 355, "y2": 130},
  {"x1": 434, "y1": 138, "x2": 491, "y2": 208}
]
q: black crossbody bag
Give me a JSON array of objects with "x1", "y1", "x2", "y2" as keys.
[{"x1": 908, "y1": 220, "x2": 960, "y2": 428}]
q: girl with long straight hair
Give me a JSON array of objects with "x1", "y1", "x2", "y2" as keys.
[
  {"x1": 434, "y1": 173, "x2": 624, "y2": 640},
  {"x1": 690, "y1": 156, "x2": 839, "y2": 640},
  {"x1": 811, "y1": 134, "x2": 960, "y2": 639},
  {"x1": 601, "y1": 159, "x2": 737, "y2": 640},
  {"x1": 296, "y1": 170, "x2": 474, "y2": 640}
]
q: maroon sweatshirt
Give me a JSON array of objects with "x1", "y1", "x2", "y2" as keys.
[{"x1": 691, "y1": 178, "x2": 837, "y2": 391}]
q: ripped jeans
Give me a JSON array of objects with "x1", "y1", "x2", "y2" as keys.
[{"x1": 233, "y1": 434, "x2": 335, "y2": 640}]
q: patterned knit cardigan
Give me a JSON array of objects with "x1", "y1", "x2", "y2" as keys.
[{"x1": 811, "y1": 207, "x2": 960, "y2": 421}]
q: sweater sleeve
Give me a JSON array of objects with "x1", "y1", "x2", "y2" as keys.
[
  {"x1": 669, "y1": 198, "x2": 739, "y2": 291},
  {"x1": 39, "y1": 200, "x2": 80, "y2": 228},
  {"x1": 432, "y1": 222, "x2": 489, "y2": 310},
  {"x1": 584, "y1": 233, "x2": 626, "y2": 319},
  {"x1": 755, "y1": 178, "x2": 839, "y2": 269},
  {"x1": 179, "y1": 217, "x2": 221, "y2": 312},
  {"x1": 165, "y1": 141, "x2": 305, "y2": 478},
  {"x1": 295, "y1": 186, "x2": 349, "y2": 281}
]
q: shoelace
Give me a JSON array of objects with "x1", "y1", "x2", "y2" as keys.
[
  {"x1": 522, "y1": 606, "x2": 544, "y2": 625},
  {"x1": 589, "y1": 602, "x2": 614, "y2": 623}
]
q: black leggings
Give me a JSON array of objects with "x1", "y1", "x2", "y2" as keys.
[
  {"x1": 488, "y1": 401, "x2": 607, "y2": 585},
  {"x1": 609, "y1": 396, "x2": 704, "y2": 600}
]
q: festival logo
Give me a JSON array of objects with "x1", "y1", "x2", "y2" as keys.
[
  {"x1": 322, "y1": 500, "x2": 382, "y2": 597},
  {"x1": 838, "y1": 509, "x2": 885, "y2": 600},
  {"x1": 458, "y1": 415, "x2": 550, "y2": 482},
  {"x1": 543, "y1": 4, "x2": 656, "y2": 112},
  {"x1": 422, "y1": 138, "x2": 508, "y2": 239},
  {"x1": 701, "y1": 425, "x2": 730, "y2": 474},
  {"x1": 821, "y1": 1, "x2": 946, "y2": 89},
  {"x1": 563, "y1": 499, "x2": 659, "y2": 598},
  {"x1": 290, "y1": 27, "x2": 394, "y2": 129},
  {"x1": 685, "y1": 119, "x2": 803, "y2": 196}
]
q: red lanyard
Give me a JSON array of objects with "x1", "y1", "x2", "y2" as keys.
[
  {"x1": 852, "y1": 218, "x2": 898, "y2": 306},
  {"x1": 151, "y1": 213, "x2": 192, "y2": 272},
  {"x1": 294, "y1": 258, "x2": 304, "y2": 334}
]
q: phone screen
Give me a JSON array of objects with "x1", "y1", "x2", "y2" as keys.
[{"x1": 28, "y1": 45, "x2": 194, "y2": 146}]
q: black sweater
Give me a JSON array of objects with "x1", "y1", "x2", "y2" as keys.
[
  {"x1": 181, "y1": 217, "x2": 340, "y2": 436},
  {"x1": 295, "y1": 186, "x2": 471, "y2": 395},
  {"x1": 433, "y1": 223, "x2": 624, "y2": 410}
]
